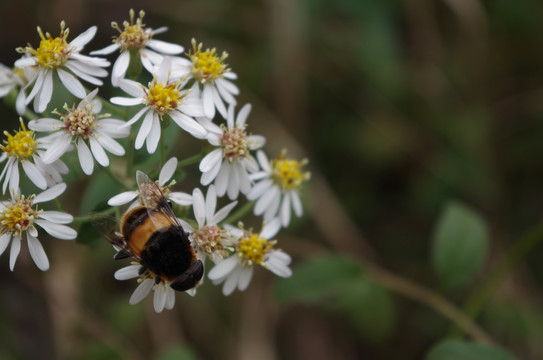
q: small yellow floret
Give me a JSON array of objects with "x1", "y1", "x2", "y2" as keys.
[
  {"x1": 145, "y1": 81, "x2": 184, "y2": 115},
  {"x1": 272, "y1": 151, "x2": 310, "y2": 190},
  {"x1": 18, "y1": 22, "x2": 71, "y2": 69},
  {"x1": 189, "y1": 39, "x2": 229, "y2": 83},
  {"x1": 239, "y1": 233, "x2": 272, "y2": 265},
  {"x1": 112, "y1": 9, "x2": 150, "y2": 51},
  {"x1": 0, "y1": 195, "x2": 39, "y2": 234},
  {"x1": 1, "y1": 119, "x2": 37, "y2": 161}
]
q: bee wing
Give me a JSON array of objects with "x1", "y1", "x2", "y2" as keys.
[
  {"x1": 90, "y1": 213, "x2": 141, "y2": 261},
  {"x1": 136, "y1": 170, "x2": 185, "y2": 230}
]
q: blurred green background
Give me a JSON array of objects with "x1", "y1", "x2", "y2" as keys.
[{"x1": 1, "y1": 0, "x2": 543, "y2": 359}]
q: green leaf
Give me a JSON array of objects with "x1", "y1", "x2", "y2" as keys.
[
  {"x1": 426, "y1": 339, "x2": 516, "y2": 360},
  {"x1": 154, "y1": 345, "x2": 198, "y2": 360},
  {"x1": 274, "y1": 254, "x2": 363, "y2": 305},
  {"x1": 431, "y1": 201, "x2": 489, "y2": 290}
]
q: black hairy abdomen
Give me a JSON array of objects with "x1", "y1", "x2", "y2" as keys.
[{"x1": 140, "y1": 226, "x2": 193, "y2": 277}]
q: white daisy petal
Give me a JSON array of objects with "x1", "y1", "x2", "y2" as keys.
[
  {"x1": 215, "y1": 161, "x2": 230, "y2": 197},
  {"x1": 205, "y1": 185, "x2": 217, "y2": 223},
  {"x1": 159, "y1": 157, "x2": 178, "y2": 185},
  {"x1": 200, "y1": 158, "x2": 222, "y2": 186},
  {"x1": 110, "y1": 96, "x2": 144, "y2": 106},
  {"x1": 260, "y1": 217, "x2": 282, "y2": 239},
  {"x1": 199, "y1": 149, "x2": 223, "y2": 173},
  {"x1": 256, "y1": 150, "x2": 271, "y2": 172},
  {"x1": 28, "y1": 225, "x2": 38, "y2": 238},
  {"x1": 210, "y1": 200, "x2": 238, "y2": 225},
  {"x1": 9, "y1": 235, "x2": 21, "y2": 271},
  {"x1": 111, "y1": 51, "x2": 130, "y2": 84},
  {"x1": 202, "y1": 84, "x2": 215, "y2": 119},
  {"x1": 96, "y1": 133, "x2": 125, "y2": 156},
  {"x1": 192, "y1": 188, "x2": 206, "y2": 228},
  {"x1": 129, "y1": 278, "x2": 154, "y2": 304},
  {"x1": 90, "y1": 43, "x2": 119, "y2": 56},
  {"x1": 237, "y1": 266, "x2": 253, "y2": 291},
  {"x1": 34, "y1": 220, "x2": 77, "y2": 240},
  {"x1": 70, "y1": 26, "x2": 97, "y2": 49},
  {"x1": 223, "y1": 266, "x2": 242, "y2": 295},
  {"x1": 135, "y1": 110, "x2": 154, "y2": 149},
  {"x1": 290, "y1": 190, "x2": 303, "y2": 217},
  {"x1": 280, "y1": 195, "x2": 291, "y2": 227},
  {"x1": 169, "y1": 111, "x2": 207, "y2": 138},
  {"x1": 208, "y1": 255, "x2": 239, "y2": 280},
  {"x1": 0, "y1": 234, "x2": 11, "y2": 257},
  {"x1": 39, "y1": 211, "x2": 73, "y2": 224},
  {"x1": 255, "y1": 185, "x2": 280, "y2": 215},
  {"x1": 266, "y1": 252, "x2": 292, "y2": 277},
  {"x1": 28, "y1": 118, "x2": 63, "y2": 131},
  {"x1": 21, "y1": 161, "x2": 47, "y2": 189},
  {"x1": 108, "y1": 191, "x2": 138, "y2": 206},
  {"x1": 57, "y1": 69, "x2": 86, "y2": 98},
  {"x1": 247, "y1": 178, "x2": 274, "y2": 200},
  {"x1": 164, "y1": 287, "x2": 176, "y2": 310},
  {"x1": 114, "y1": 264, "x2": 141, "y2": 280},
  {"x1": 36, "y1": 70, "x2": 54, "y2": 113},
  {"x1": 210, "y1": 86, "x2": 227, "y2": 119},
  {"x1": 77, "y1": 138, "x2": 94, "y2": 175},
  {"x1": 27, "y1": 234, "x2": 49, "y2": 271},
  {"x1": 89, "y1": 138, "x2": 109, "y2": 167},
  {"x1": 145, "y1": 116, "x2": 161, "y2": 154},
  {"x1": 147, "y1": 39, "x2": 184, "y2": 54},
  {"x1": 154, "y1": 285, "x2": 167, "y2": 313},
  {"x1": 34, "y1": 183, "x2": 66, "y2": 203}
]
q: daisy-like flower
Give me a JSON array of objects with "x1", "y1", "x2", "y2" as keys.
[
  {"x1": 91, "y1": 9, "x2": 184, "y2": 86},
  {"x1": 110, "y1": 57, "x2": 206, "y2": 153},
  {"x1": 207, "y1": 219, "x2": 292, "y2": 296},
  {"x1": 198, "y1": 103, "x2": 265, "y2": 200},
  {"x1": 248, "y1": 150, "x2": 310, "y2": 227},
  {"x1": 114, "y1": 263, "x2": 177, "y2": 313},
  {"x1": 28, "y1": 89, "x2": 129, "y2": 175},
  {"x1": 0, "y1": 62, "x2": 36, "y2": 115},
  {"x1": 0, "y1": 119, "x2": 56, "y2": 194},
  {"x1": 0, "y1": 183, "x2": 77, "y2": 271},
  {"x1": 180, "y1": 39, "x2": 239, "y2": 119},
  {"x1": 16, "y1": 21, "x2": 109, "y2": 113},
  {"x1": 184, "y1": 185, "x2": 238, "y2": 264},
  {"x1": 108, "y1": 157, "x2": 192, "y2": 208}
]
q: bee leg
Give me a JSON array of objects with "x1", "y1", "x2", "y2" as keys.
[
  {"x1": 170, "y1": 260, "x2": 204, "y2": 291},
  {"x1": 114, "y1": 249, "x2": 131, "y2": 260},
  {"x1": 138, "y1": 266, "x2": 147, "y2": 275}
]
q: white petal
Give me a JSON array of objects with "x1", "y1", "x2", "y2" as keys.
[
  {"x1": 168, "y1": 192, "x2": 193, "y2": 206},
  {"x1": 110, "y1": 96, "x2": 143, "y2": 106},
  {"x1": 129, "y1": 278, "x2": 154, "y2": 304},
  {"x1": 223, "y1": 266, "x2": 242, "y2": 295},
  {"x1": 199, "y1": 149, "x2": 223, "y2": 173},
  {"x1": 28, "y1": 118, "x2": 63, "y2": 132},
  {"x1": 255, "y1": 185, "x2": 280, "y2": 215},
  {"x1": 266, "y1": 252, "x2": 292, "y2": 277},
  {"x1": 202, "y1": 84, "x2": 215, "y2": 119},
  {"x1": 21, "y1": 161, "x2": 47, "y2": 189},
  {"x1": 25, "y1": 69, "x2": 45, "y2": 105},
  {"x1": 114, "y1": 264, "x2": 141, "y2": 280},
  {"x1": 290, "y1": 190, "x2": 303, "y2": 217},
  {"x1": 34, "y1": 220, "x2": 77, "y2": 240},
  {"x1": 227, "y1": 165, "x2": 241, "y2": 200},
  {"x1": 236, "y1": 103, "x2": 252, "y2": 127},
  {"x1": 256, "y1": 150, "x2": 271, "y2": 172},
  {"x1": 77, "y1": 138, "x2": 94, "y2": 175},
  {"x1": 207, "y1": 255, "x2": 239, "y2": 280},
  {"x1": 147, "y1": 39, "x2": 184, "y2": 55},
  {"x1": 36, "y1": 70, "x2": 54, "y2": 113},
  {"x1": 224, "y1": 71, "x2": 238, "y2": 80},
  {"x1": 200, "y1": 158, "x2": 222, "y2": 186},
  {"x1": 39, "y1": 211, "x2": 73, "y2": 224},
  {"x1": 164, "y1": 287, "x2": 176, "y2": 310},
  {"x1": 0, "y1": 234, "x2": 11, "y2": 257},
  {"x1": 28, "y1": 225, "x2": 38, "y2": 238},
  {"x1": 205, "y1": 185, "x2": 217, "y2": 223},
  {"x1": 260, "y1": 217, "x2": 282, "y2": 239},
  {"x1": 90, "y1": 43, "x2": 119, "y2": 55},
  {"x1": 135, "y1": 110, "x2": 154, "y2": 149},
  {"x1": 247, "y1": 178, "x2": 273, "y2": 200},
  {"x1": 9, "y1": 235, "x2": 21, "y2": 271},
  {"x1": 280, "y1": 195, "x2": 291, "y2": 227},
  {"x1": 153, "y1": 284, "x2": 167, "y2": 313},
  {"x1": 89, "y1": 138, "x2": 109, "y2": 167},
  {"x1": 27, "y1": 234, "x2": 49, "y2": 271},
  {"x1": 237, "y1": 266, "x2": 253, "y2": 291},
  {"x1": 156, "y1": 57, "x2": 171, "y2": 84},
  {"x1": 41, "y1": 133, "x2": 72, "y2": 163},
  {"x1": 64, "y1": 62, "x2": 104, "y2": 86},
  {"x1": 192, "y1": 188, "x2": 206, "y2": 228},
  {"x1": 122, "y1": 107, "x2": 148, "y2": 127},
  {"x1": 34, "y1": 183, "x2": 66, "y2": 203},
  {"x1": 108, "y1": 191, "x2": 138, "y2": 206},
  {"x1": 211, "y1": 200, "x2": 238, "y2": 225},
  {"x1": 57, "y1": 69, "x2": 86, "y2": 98},
  {"x1": 210, "y1": 86, "x2": 227, "y2": 119},
  {"x1": 263, "y1": 195, "x2": 280, "y2": 221},
  {"x1": 111, "y1": 51, "x2": 130, "y2": 84},
  {"x1": 145, "y1": 116, "x2": 161, "y2": 154},
  {"x1": 96, "y1": 133, "x2": 125, "y2": 156},
  {"x1": 70, "y1": 26, "x2": 97, "y2": 49},
  {"x1": 169, "y1": 111, "x2": 207, "y2": 138},
  {"x1": 98, "y1": 119, "x2": 131, "y2": 137},
  {"x1": 214, "y1": 162, "x2": 230, "y2": 197},
  {"x1": 159, "y1": 157, "x2": 178, "y2": 185}
]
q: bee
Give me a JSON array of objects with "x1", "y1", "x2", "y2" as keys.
[{"x1": 94, "y1": 170, "x2": 203, "y2": 292}]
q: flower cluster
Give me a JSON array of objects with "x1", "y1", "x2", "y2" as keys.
[{"x1": 0, "y1": 9, "x2": 310, "y2": 313}]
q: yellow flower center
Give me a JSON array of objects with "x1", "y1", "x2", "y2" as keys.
[
  {"x1": 112, "y1": 9, "x2": 150, "y2": 51},
  {"x1": 1, "y1": 119, "x2": 37, "y2": 161},
  {"x1": 144, "y1": 80, "x2": 184, "y2": 116},
  {"x1": 0, "y1": 195, "x2": 40, "y2": 235},
  {"x1": 18, "y1": 22, "x2": 71, "y2": 69},
  {"x1": 189, "y1": 39, "x2": 229, "y2": 83},
  {"x1": 221, "y1": 125, "x2": 249, "y2": 162},
  {"x1": 271, "y1": 151, "x2": 310, "y2": 190},
  {"x1": 238, "y1": 233, "x2": 273, "y2": 265}
]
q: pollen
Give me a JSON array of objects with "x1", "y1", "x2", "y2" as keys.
[
  {"x1": 0, "y1": 194, "x2": 40, "y2": 235},
  {"x1": 192, "y1": 225, "x2": 230, "y2": 258},
  {"x1": 55, "y1": 102, "x2": 99, "y2": 139},
  {"x1": 144, "y1": 80, "x2": 184, "y2": 116},
  {"x1": 189, "y1": 39, "x2": 229, "y2": 83},
  {"x1": 18, "y1": 21, "x2": 71, "y2": 69},
  {"x1": 112, "y1": 9, "x2": 151, "y2": 51},
  {"x1": 271, "y1": 151, "x2": 310, "y2": 190},
  {"x1": 1, "y1": 119, "x2": 37, "y2": 161},
  {"x1": 221, "y1": 125, "x2": 249, "y2": 162},
  {"x1": 238, "y1": 233, "x2": 274, "y2": 265}
]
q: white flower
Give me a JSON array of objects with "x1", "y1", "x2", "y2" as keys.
[
  {"x1": 108, "y1": 157, "x2": 193, "y2": 208},
  {"x1": 0, "y1": 119, "x2": 66, "y2": 194},
  {"x1": 90, "y1": 9, "x2": 184, "y2": 86},
  {"x1": 174, "y1": 39, "x2": 239, "y2": 119},
  {"x1": 16, "y1": 21, "x2": 109, "y2": 114},
  {"x1": 207, "y1": 218, "x2": 291, "y2": 296},
  {"x1": 110, "y1": 57, "x2": 206, "y2": 154},
  {"x1": 198, "y1": 103, "x2": 265, "y2": 200},
  {"x1": 28, "y1": 89, "x2": 129, "y2": 175},
  {"x1": 0, "y1": 183, "x2": 76, "y2": 271},
  {"x1": 248, "y1": 150, "x2": 310, "y2": 227},
  {"x1": 0, "y1": 61, "x2": 37, "y2": 115},
  {"x1": 114, "y1": 264, "x2": 177, "y2": 313},
  {"x1": 184, "y1": 185, "x2": 238, "y2": 264}
]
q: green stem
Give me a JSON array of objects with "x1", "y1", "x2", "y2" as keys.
[
  {"x1": 178, "y1": 153, "x2": 204, "y2": 168},
  {"x1": 72, "y1": 206, "x2": 117, "y2": 223},
  {"x1": 450, "y1": 220, "x2": 543, "y2": 337},
  {"x1": 103, "y1": 165, "x2": 127, "y2": 190},
  {"x1": 125, "y1": 131, "x2": 136, "y2": 178},
  {"x1": 222, "y1": 201, "x2": 255, "y2": 225}
]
